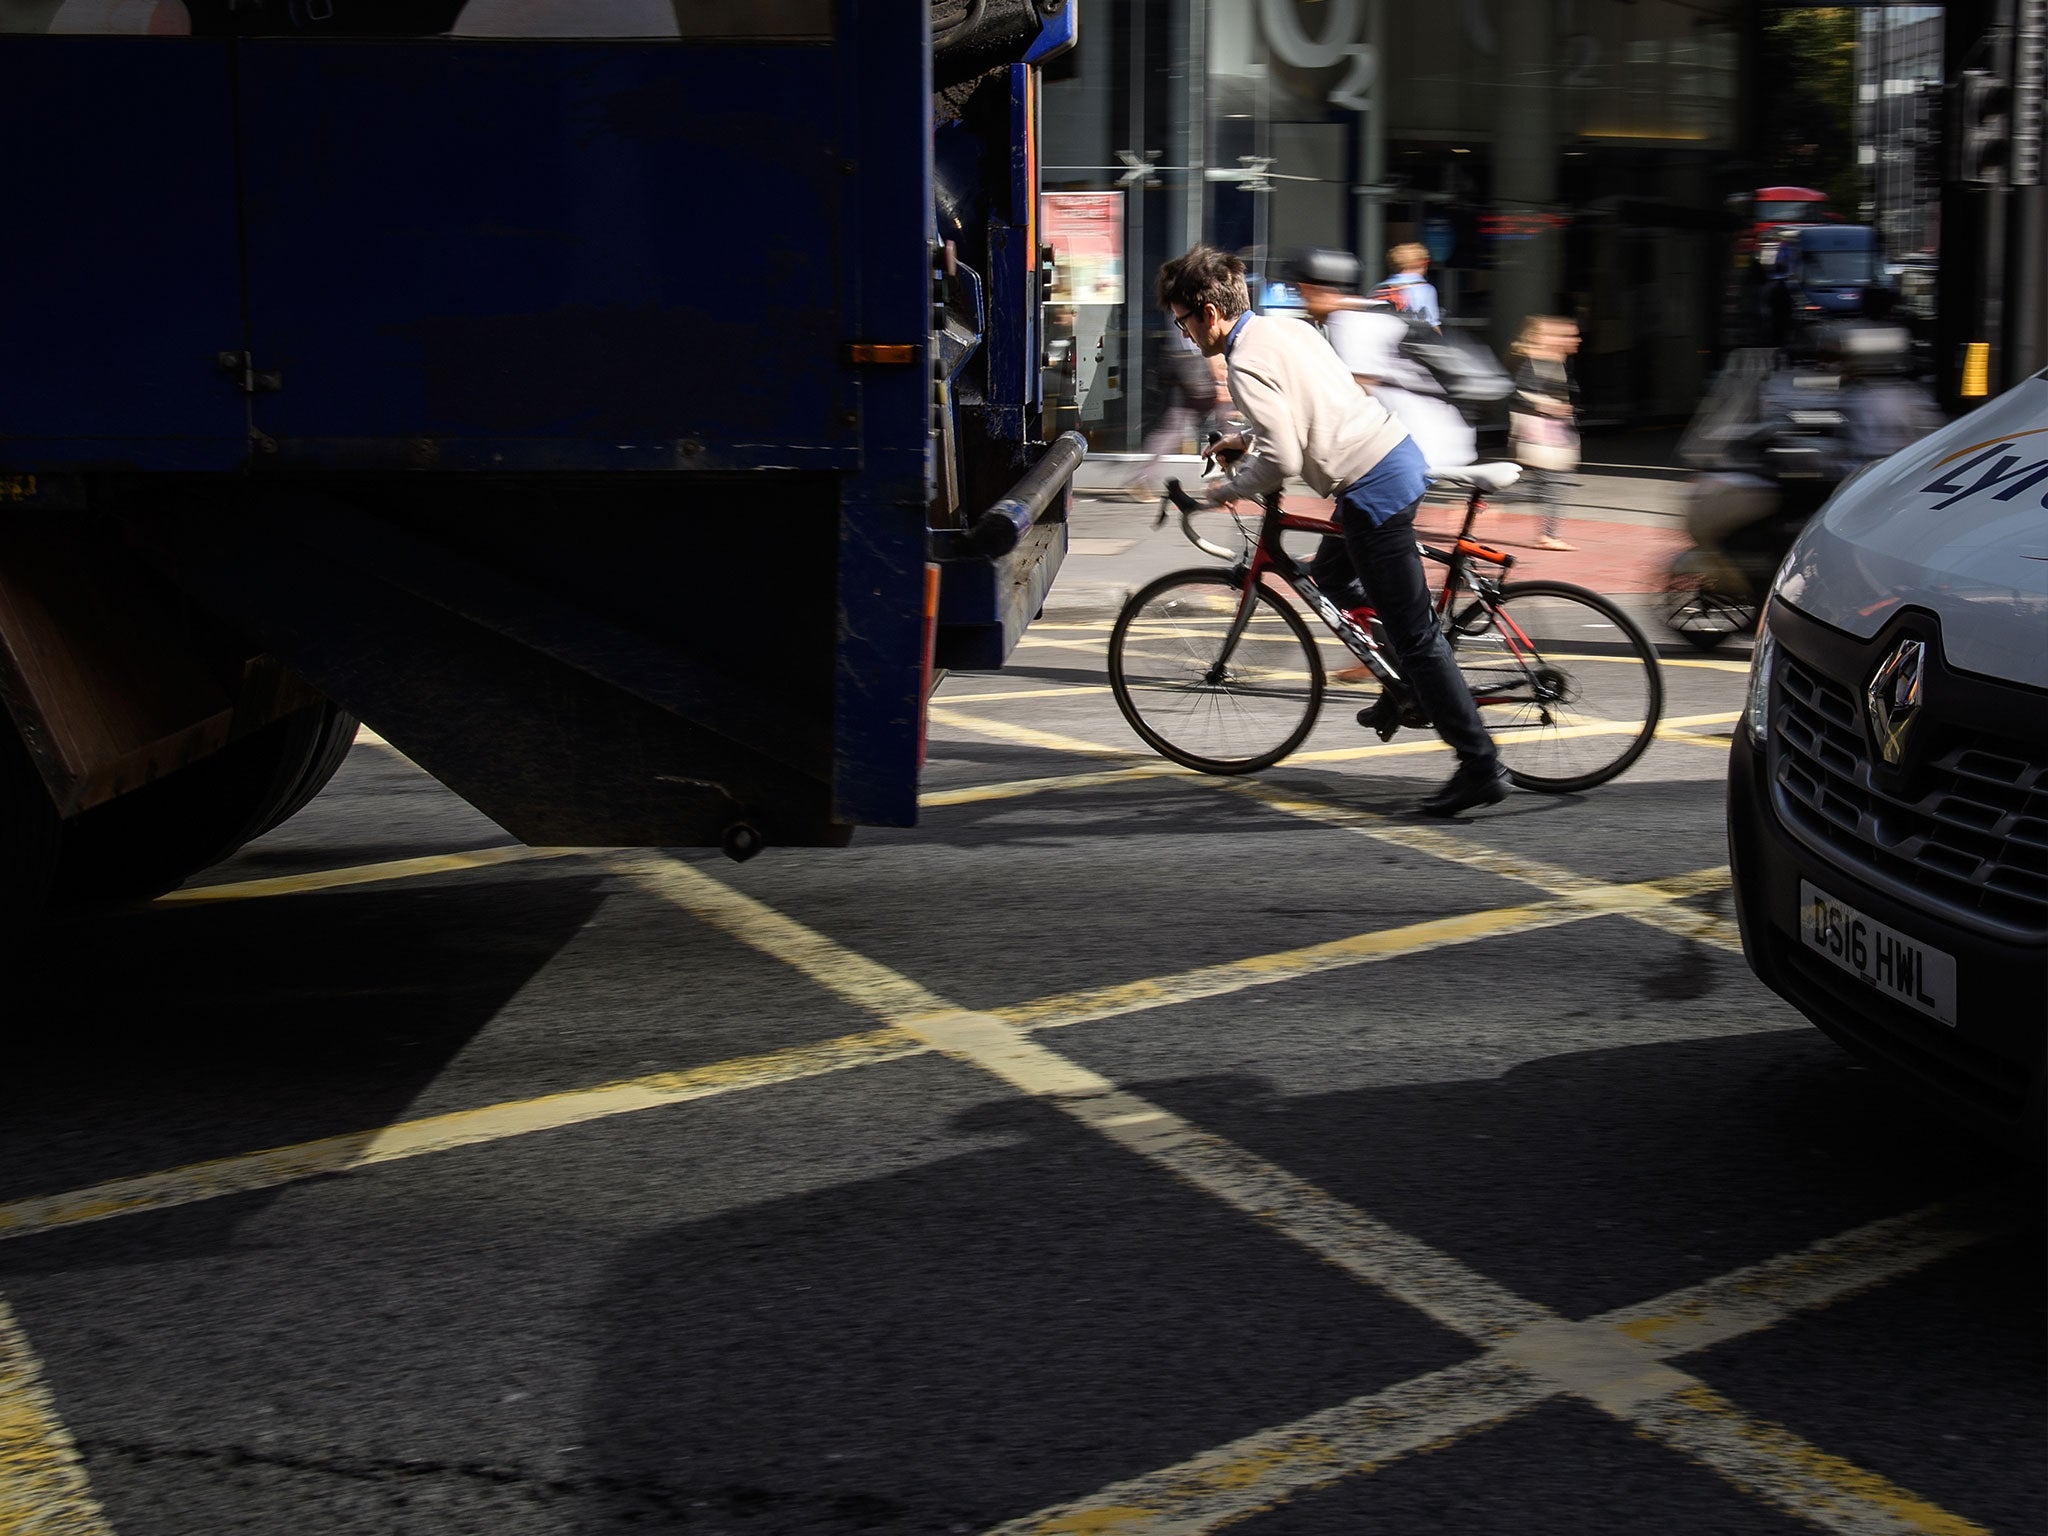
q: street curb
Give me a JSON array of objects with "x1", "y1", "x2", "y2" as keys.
[{"x1": 1040, "y1": 582, "x2": 1135, "y2": 620}]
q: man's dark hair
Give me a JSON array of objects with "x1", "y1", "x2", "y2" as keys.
[{"x1": 1157, "y1": 245, "x2": 1251, "y2": 320}]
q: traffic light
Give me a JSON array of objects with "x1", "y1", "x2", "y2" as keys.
[{"x1": 1955, "y1": 68, "x2": 2011, "y2": 185}]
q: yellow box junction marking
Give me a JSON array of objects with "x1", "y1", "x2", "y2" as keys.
[
  {"x1": 1017, "y1": 620, "x2": 1756, "y2": 674},
  {"x1": 987, "y1": 1206, "x2": 2012, "y2": 1535},
  {"x1": 1635, "y1": 1386, "x2": 1992, "y2": 1536},
  {"x1": 596, "y1": 853, "x2": 1989, "y2": 1536},
  {"x1": 0, "y1": 671, "x2": 1977, "y2": 1534},
  {"x1": 158, "y1": 845, "x2": 576, "y2": 904},
  {"x1": 935, "y1": 684, "x2": 1113, "y2": 705},
  {"x1": 991, "y1": 1199, "x2": 2003, "y2": 1536},
  {"x1": 0, "y1": 847, "x2": 1996, "y2": 1535},
  {"x1": 598, "y1": 850, "x2": 1550, "y2": 1343},
  {"x1": 3, "y1": 858, "x2": 1663, "y2": 1248},
  {"x1": 1288, "y1": 711, "x2": 1739, "y2": 767},
  {"x1": 924, "y1": 706, "x2": 1740, "y2": 953},
  {"x1": 0, "y1": 1030, "x2": 922, "y2": 1244},
  {"x1": 921, "y1": 764, "x2": 1184, "y2": 808},
  {"x1": 3, "y1": 697, "x2": 1740, "y2": 1249},
  {"x1": 0, "y1": 1296, "x2": 115, "y2": 1536},
  {"x1": 989, "y1": 874, "x2": 1728, "y2": 1034},
  {"x1": 987, "y1": 1357, "x2": 1554, "y2": 1536}
]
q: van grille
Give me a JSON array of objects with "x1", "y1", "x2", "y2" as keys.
[{"x1": 1772, "y1": 654, "x2": 2048, "y2": 939}]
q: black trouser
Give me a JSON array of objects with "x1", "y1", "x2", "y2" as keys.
[{"x1": 1309, "y1": 498, "x2": 1499, "y2": 768}]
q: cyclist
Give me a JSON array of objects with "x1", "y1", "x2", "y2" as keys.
[{"x1": 1158, "y1": 244, "x2": 1509, "y2": 817}]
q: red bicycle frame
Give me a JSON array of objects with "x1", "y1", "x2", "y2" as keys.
[{"x1": 1216, "y1": 487, "x2": 1537, "y2": 690}]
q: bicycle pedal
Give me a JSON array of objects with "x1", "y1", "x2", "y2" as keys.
[{"x1": 1357, "y1": 700, "x2": 1402, "y2": 742}]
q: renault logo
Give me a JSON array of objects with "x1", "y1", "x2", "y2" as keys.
[{"x1": 1866, "y1": 639, "x2": 1925, "y2": 766}]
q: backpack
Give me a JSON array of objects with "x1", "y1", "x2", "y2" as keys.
[
  {"x1": 1370, "y1": 304, "x2": 1514, "y2": 423},
  {"x1": 1369, "y1": 277, "x2": 1418, "y2": 313}
]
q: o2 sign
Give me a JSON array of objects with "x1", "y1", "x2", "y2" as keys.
[{"x1": 1260, "y1": 0, "x2": 1376, "y2": 113}]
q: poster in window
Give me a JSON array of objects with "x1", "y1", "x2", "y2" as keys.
[{"x1": 1042, "y1": 191, "x2": 1124, "y2": 306}]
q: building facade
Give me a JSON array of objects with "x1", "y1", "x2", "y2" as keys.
[
  {"x1": 1043, "y1": 0, "x2": 1750, "y2": 452},
  {"x1": 1856, "y1": 5, "x2": 1944, "y2": 259}
]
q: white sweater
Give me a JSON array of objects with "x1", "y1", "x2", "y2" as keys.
[{"x1": 1210, "y1": 313, "x2": 1412, "y2": 503}]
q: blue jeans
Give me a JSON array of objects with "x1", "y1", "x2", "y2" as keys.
[{"x1": 1309, "y1": 499, "x2": 1499, "y2": 769}]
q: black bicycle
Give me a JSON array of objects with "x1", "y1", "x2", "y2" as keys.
[{"x1": 1106, "y1": 466, "x2": 1665, "y2": 791}]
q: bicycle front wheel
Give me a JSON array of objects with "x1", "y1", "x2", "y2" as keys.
[
  {"x1": 1448, "y1": 581, "x2": 1663, "y2": 792},
  {"x1": 1108, "y1": 568, "x2": 1324, "y2": 773},
  {"x1": 1663, "y1": 586, "x2": 1756, "y2": 652}
]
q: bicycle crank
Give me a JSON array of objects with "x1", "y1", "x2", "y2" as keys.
[{"x1": 1358, "y1": 692, "x2": 1431, "y2": 742}]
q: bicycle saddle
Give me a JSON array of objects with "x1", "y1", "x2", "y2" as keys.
[{"x1": 1428, "y1": 463, "x2": 1522, "y2": 493}]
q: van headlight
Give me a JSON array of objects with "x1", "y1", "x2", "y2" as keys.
[{"x1": 1743, "y1": 618, "x2": 1778, "y2": 744}]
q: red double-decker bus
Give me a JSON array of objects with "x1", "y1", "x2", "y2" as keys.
[{"x1": 1731, "y1": 185, "x2": 1837, "y2": 264}]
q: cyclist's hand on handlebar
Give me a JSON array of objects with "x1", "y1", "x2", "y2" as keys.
[{"x1": 1202, "y1": 431, "x2": 1248, "y2": 471}]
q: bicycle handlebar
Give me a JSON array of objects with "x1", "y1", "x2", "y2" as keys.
[{"x1": 1156, "y1": 478, "x2": 1244, "y2": 561}]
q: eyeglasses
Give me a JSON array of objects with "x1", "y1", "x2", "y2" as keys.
[{"x1": 1171, "y1": 307, "x2": 1200, "y2": 334}]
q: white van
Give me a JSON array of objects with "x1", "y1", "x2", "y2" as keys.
[{"x1": 1728, "y1": 368, "x2": 2048, "y2": 1151}]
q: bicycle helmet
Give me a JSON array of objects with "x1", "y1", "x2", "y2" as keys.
[{"x1": 1280, "y1": 247, "x2": 1360, "y2": 292}]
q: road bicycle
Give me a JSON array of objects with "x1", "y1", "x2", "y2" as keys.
[{"x1": 1106, "y1": 465, "x2": 1665, "y2": 792}]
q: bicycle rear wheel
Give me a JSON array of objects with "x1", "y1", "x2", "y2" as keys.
[
  {"x1": 1447, "y1": 581, "x2": 1663, "y2": 792},
  {"x1": 1108, "y1": 568, "x2": 1324, "y2": 773}
]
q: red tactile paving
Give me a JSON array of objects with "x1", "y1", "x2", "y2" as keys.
[{"x1": 1277, "y1": 491, "x2": 1687, "y2": 596}]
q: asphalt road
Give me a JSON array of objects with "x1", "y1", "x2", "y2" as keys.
[{"x1": 1, "y1": 615, "x2": 2040, "y2": 1536}]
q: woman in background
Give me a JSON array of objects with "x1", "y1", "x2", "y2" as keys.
[{"x1": 1508, "y1": 316, "x2": 1581, "y2": 552}]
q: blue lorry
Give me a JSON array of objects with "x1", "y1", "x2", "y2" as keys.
[{"x1": 0, "y1": 0, "x2": 1081, "y2": 923}]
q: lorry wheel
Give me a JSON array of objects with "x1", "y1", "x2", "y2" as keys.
[
  {"x1": 53, "y1": 702, "x2": 357, "y2": 905},
  {"x1": 250, "y1": 704, "x2": 360, "y2": 839},
  {"x1": 0, "y1": 713, "x2": 61, "y2": 941}
]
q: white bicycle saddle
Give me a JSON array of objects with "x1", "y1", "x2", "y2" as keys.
[{"x1": 1427, "y1": 462, "x2": 1522, "y2": 493}]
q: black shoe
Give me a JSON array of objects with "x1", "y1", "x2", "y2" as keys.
[
  {"x1": 1419, "y1": 760, "x2": 1511, "y2": 817},
  {"x1": 1357, "y1": 692, "x2": 1435, "y2": 742}
]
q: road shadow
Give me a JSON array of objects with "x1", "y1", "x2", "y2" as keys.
[
  {"x1": 910, "y1": 749, "x2": 1616, "y2": 855},
  {"x1": 0, "y1": 867, "x2": 611, "y2": 1251},
  {"x1": 580, "y1": 1032, "x2": 2038, "y2": 1533},
  {"x1": 580, "y1": 1081, "x2": 1469, "y2": 1533},
  {"x1": 1122, "y1": 1032, "x2": 2032, "y2": 1319}
]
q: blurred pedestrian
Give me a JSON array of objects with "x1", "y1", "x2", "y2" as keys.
[
  {"x1": 1508, "y1": 316, "x2": 1581, "y2": 552},
  {"x1": 1119, "y1": 324, "x2": 1229, "y2": 500},
  {"x1": 1766, "y1": 254, "x2": 1795, "y2": 355},
  {"x1": 1372, "y1": 242, "x2": 1442, "y2": 328}
]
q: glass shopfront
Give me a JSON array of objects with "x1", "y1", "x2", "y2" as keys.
[{"x1": 1042, "y1": 0, "x2": 1747, "y2": 453}]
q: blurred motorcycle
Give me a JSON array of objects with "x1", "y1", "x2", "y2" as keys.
[{"x1": 1664, "y1": 328, "x2": 1940, "y2": 650}]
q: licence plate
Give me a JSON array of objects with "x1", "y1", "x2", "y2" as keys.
[{"x1": 1799, "y1": 881, "x2": 1957, "y2": 1026}]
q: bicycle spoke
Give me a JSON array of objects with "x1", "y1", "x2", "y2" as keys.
[{"x1": 1449, "y1": 583, "x2": 1664, "y2": 792}]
